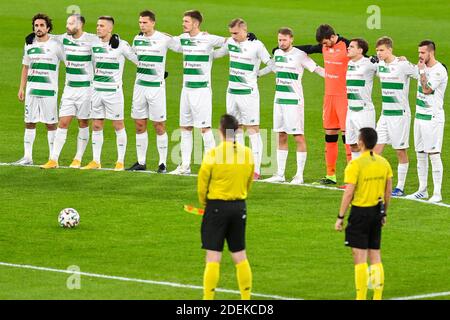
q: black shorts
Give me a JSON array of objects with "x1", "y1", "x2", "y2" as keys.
[
  {"x1": 201, "y1": 200, "x2": 246, "y2": 253},
  {"x1": 345, "y1": 204, "x2": 383, "y2": 250}
]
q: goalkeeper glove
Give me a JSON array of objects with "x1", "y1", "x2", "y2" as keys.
[
  {"x1": 25, "y1": 32, "x2": 35, "y2": 45},
  {"x1": 247, "y1": 32, "x2": 257, "y2": 41},
  {"x1": 110, "y1": 34, "x2": 120, "y2": 49},
  {"x1": 370, "y1": 55, "x2": 379, "y2": 64}
]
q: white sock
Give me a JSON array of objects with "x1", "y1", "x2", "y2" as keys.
[
  {"x1": 51, "y1": 128, "x2": 68, "y2": 161},
  {"x1": 24, "y1": 128, "x2": 36, "y2": 160},
  {"x1": 136, "y1": 131, "x2": 148, "y2": 165},
  {"x1": 202, "y1": 130, "x2": 216, "y2": 153},
  {"x1": 430, "y1": 153, "x2": 443, "y2": 197},
  {"x1": 181, "y1": 130, "x2": 193, "y2": 167},
  {"x1": 47, "y1": 130, "x2": 56, "y2": 159},
  {"x1": 351, "y1": 151, "x2": 360, "y2": 159},
  {"x1": 296, "y1": 151, "x2": 307, "y2": 178},
  {"x1": 116, "y1": 128, "x2": 127, "y2": 163},
  {"x1": 276, "y1": 149, "x2": 288, "y2": 177},
  {"x1": 396, "y1": 162, "x2": 409, "y2": 191},
  {"x1": 157, "y1": 132, "x2": 168, "y2": 165},
  {"x1": 249, "y1": 133, "x2": 262, "y2": 174},
  {"x1": 235, "y1": 132, "x2": 245, "y2": 146},
  {"x1": 92, "y1": 130, "x2": 103, "y2": 163},
  {"x1": 74, "y1": 127, "x2": 89, "y2": 161},
  {"x1": 416, "y1": 152, "x2": 428, "y2": 192}
]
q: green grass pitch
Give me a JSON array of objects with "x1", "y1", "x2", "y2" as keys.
[{"x1": 0, "y1": 0, "x2": 449, "y2": 300}]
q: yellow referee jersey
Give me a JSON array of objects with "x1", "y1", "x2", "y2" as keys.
[
  {"x1": 198, "y1": 141, "x2": 254, "y2": 207},
  {"x1": 344, "y1": 151, "x2": 393, "y2": 207}
]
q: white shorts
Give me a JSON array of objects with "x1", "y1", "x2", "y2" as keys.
[
  {"x1": 180, "y1": 87, "x2": 212, "y2": 128},
  {"x1": 90, "y1": 88, "x2": 124, "y2": 120},
  {"x1": 376, "y1": 112, "x2": 410, "y2": 149},
  {"x1": 59, "y1": 86, "x2": 92, "y2": 119},
  {"x1": 273, "y1": 101, "x2": 304, "y2": 135},
  {"x1": 345, "y1": 109, "x2": 376, "y2": 145},
  {"x1": 414, "y1": 117, "x2": 444, "y2": 153},
  {"x1": 226, "y1": 89, "x2": 260, "y2": 126},
  {"x1": 24, "y1": 94, "x2": 58, "y2": 124},
  {"x1": 131, "y1": 84, "x2": 166, "y2": 122}
]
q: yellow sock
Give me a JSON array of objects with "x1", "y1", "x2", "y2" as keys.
[
  {"x1": 355, "y1": 263, "x2": 368, "y2": 300},
  {"x1": 370, "y1": 263, "x2": 384, "y2": 300},
  {"x1": 203, "y1": 262, "x2": 220, "y2": 300},
  {"x1": 236, "y1": 259, "x2": 252, "y2": 300}
]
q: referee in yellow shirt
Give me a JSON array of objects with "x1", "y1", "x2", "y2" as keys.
[
  {"x1": 335, "y1": 127, "x2": 393, "y2": 300},
  {"x1": 198, "y1": 114, "x2": 254, "y2": 300}
]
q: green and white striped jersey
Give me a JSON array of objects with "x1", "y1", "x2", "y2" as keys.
[
  {"x1": 91, "y1": 39, "x2": 138, "y2": 90},
  {"x1": 269, "y1": 47, "x2": 317, "y2": 105},
  {"x1": 415, "y1": 62, "x2": 448, "y2": 121},
  {"x1": 133, "y1": 31, "x2": 178, "y2": 87},
  {"x1": 346, "y1": 57, "x2": 377, "y2": 112},
  {"x1": 173, "y1": 32, "x2": 225, "y2": 89},
  {"x1": 22, "y1": 38, "x2": 64, "y2": 97},
  {"x1": 57, "y1": 32, "x2": 97, "y2": 88},
  {"x1": 214, "y1": 38, "x2": 271, "y2": 93},
  {"x1": 377, "y1": 57, "x2": 417, "y2": 115}
]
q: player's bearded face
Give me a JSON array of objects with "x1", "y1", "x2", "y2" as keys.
[
  {"x1": 34, "y1": 19, "x2": 49, "y2": 38},
  {"x1": 278, "y1": 35, "x2": 292, "y2": 50},
  {"x1": 418, "y1": 48, "x2": 430, "y2": 64},
  {"x1": 321, "y1": 39, "x2": 333, "y2": 48},
  {"x1": 66, "y1": 17, "x2": 81, "y2": 35}
]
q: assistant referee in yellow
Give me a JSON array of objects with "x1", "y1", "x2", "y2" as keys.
[
  {"x1": 198, "y1": 114, "x2": 254, "y2": 300},
  {"x1": 335, "y1": 127, "x2": 393, "y2": 300}
]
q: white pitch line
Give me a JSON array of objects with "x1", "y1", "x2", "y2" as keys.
[
  {"x1": 0, "y1": 261, "x2": 300, "y2": 300},
  {"x1": 2, "y1": 162, "x2": 450, "y2": 208},
  {"x1": 390, "y1": 291, "x2": 450, "y2": 300}
]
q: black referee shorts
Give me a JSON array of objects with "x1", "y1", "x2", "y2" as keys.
[
  {"x1": 201, "y1": 200, "x2": 247, "y2": 253},
  {"x1": 345, "y1": 204, "x2": 383, "y2": 250}
]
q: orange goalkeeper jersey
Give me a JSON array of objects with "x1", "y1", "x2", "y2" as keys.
[{"x1": 295, "y1": 36, "x2": 350, "y2": 96}]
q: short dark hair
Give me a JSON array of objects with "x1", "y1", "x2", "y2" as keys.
[
  {"x1": 315, "y1": 24, "x2": 335, "y2": 43},
  {"x1": 376, "y1": 36, "x2": 393, "y2": 49},
  {"x1": 69, "y1": 14, "x2": 85, "y2": 25},
  {"x1": 184, "y1": 10, "x2": 203, "y2": 24},
  {"x1": 419, "y1": 40, "x2": 436, "y2": 52},
  {"x1": 32, "y1": 13, "x2": 53, "y2": 33},
  {"x1": 359, "y1": 127, "x2": 378, "y2": 150},
  {"x1": 228, "y1": 18, "x2": 246, "y2": 29},
  {"x1": 140, "y1": 10, "x2": 156, "y2": 21},
  {"x1": 98, "y1": 16, "x2": 115, "y2": 25},
  {"x1": 350, "y1": 38, "x2": 369, "y2": 55},
  {"x1": 278, "y1": 27, "x2": 294, "y2": 37},
  {"x1": 220, "y1": 114, "x2": 239, "y2": 139}
]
